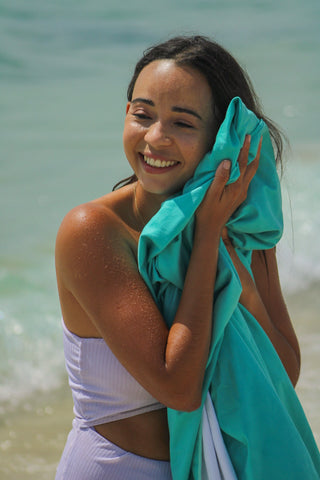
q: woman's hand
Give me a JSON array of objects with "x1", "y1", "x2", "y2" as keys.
[{"x1": 196, "y1": 135, "x2": 262, "y2": 233}]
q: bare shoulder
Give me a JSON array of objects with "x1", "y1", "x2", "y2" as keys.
[
  {"x1": 56, "y1": 186, "x2": 137, "y2": 272},
  {"x1": 56, "y1": 196, "x2": 123, "y2": 252},
  {"x1": 54, "y1": 187, "x2": 171, "y2": 396},
  {"x1": 55, "y1": 186, "x2": 142, "y2": 336}
]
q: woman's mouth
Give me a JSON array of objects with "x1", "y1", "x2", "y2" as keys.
[{"x1": 140, "y1": 153, "x2": 179, "y2": 172}]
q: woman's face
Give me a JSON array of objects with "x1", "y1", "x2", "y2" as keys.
[{"x1": 123, "y1": 59, "x2": 217, "y2": 197}]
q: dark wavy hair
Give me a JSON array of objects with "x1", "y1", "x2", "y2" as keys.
[{"x1": 114, "y1": 35, "x2": 285, "y2": 190}]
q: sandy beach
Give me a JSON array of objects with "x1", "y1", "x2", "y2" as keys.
[
  {"x1": 286, "y1": 284, "x2": 320, "y2": 448},
  {"x1": 0, "y1": 287, "x2": 319, "y2": 479},
  {"x1": 0, "y1": 386, "x2": 73, "y2": 479}
]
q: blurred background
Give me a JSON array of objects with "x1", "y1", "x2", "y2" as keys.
[{"x1": 0, "y1": 0, "x2": 319, "y2": 477}]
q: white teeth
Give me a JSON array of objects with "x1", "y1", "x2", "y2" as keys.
[{"x1": 143, "y1": 155, "x2": 176, "y2": 168}]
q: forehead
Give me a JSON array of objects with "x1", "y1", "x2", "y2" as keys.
[{"x1": 132, "y1": 60, "x2": 212, "y2": 114}]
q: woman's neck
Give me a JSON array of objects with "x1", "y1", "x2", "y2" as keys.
[{"x1": 134, "y1": 182, "x2": 169, "y2": 226}]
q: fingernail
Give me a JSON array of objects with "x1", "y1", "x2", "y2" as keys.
[{"x1": 223, "y1": 160, "x2": 231, "y2": 170}]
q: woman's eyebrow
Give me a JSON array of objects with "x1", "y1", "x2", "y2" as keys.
[
  {"x1": 131, "y1": 98, "x2": 202, "y2": 121},
  {"x1": 172, "y1": 106, "x2": 202, "y2": 121},
  {"x1": 131, "y1": 97, "x2": 154, "y2": 106}
]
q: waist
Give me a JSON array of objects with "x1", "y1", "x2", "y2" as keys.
[{"x1": 94, "y1": 407, "x2": 170, "y2": 461}]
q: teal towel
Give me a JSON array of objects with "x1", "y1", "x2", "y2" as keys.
[{"x1": 138, "y1": 97, "x2": 320, "y2": 479}]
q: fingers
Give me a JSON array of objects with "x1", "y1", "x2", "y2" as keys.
[
  {"x1": 238, "y1": 135, "x2": 262, "y2": 178},
  {"x1": 238, "y1": 134, "x2": 251, "y2": 175},
  {"x1": 232, "y1": 135, "x2": 261, "y2": 203},
  {"x1": 214, "y1": 134, "x2": 261, "y2": 191},
  {"x1": 210, "y1": 159, "x2": 231, "y2": 198},
  {"x1": 198, "y1": 134, "x2": 262, "y2": 226},
  {"x1": 242, "y1": 135, "x2": 262, "y2": 183}
]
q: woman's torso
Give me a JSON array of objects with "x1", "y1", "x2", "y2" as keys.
[{"x1": 56, "y1": 184, "x2": 170, "y2": 460}]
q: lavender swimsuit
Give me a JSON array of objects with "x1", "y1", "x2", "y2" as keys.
[{"x1": 55, "y1": 320, "x2": 172, "y2": 479}]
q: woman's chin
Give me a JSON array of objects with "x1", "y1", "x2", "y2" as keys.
[{"x1": 139, "y1": 179, "x2": 182, "y2": 198}]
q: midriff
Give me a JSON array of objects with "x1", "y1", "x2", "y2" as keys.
[{"x1": 94, "y1": 407, "x2": 170, "y2": 461}]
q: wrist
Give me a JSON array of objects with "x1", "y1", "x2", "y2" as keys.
[{"x1": 194, "y1": 216, "x2": 223, "y2": 244}]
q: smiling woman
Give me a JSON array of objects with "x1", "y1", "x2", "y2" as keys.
[
  {"x1": 54, "y1": 35, "x2": 320, "y2": 480},
  {"x1": 123, "y1": 60, "x2": 216, "y2": 197}
]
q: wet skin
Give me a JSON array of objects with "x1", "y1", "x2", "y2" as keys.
[{"x1": 55, "y1": 60, "x2": 300, "y2": 461}]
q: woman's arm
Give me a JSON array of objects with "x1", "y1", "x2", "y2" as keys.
[
  {"x1": 222, "y1": 232, "x2": 300, "y2": 386},
  {"x1": 55, "y1": 199, "x2": 217, "y2": 412},
  {"x1": 251, "y1": 248, "x2": 301, "y2": 385},
  {"x1": 56, "y1": 137, "x2": 259, "y2": 411}
]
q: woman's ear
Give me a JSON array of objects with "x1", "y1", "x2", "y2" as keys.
[{"x1": 126, "y1": 102, "x2": 131, "y2": 114}]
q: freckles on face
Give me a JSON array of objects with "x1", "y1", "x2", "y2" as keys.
[{"x1": 123, "y1": 60, "x2": 217, "y2": 195}]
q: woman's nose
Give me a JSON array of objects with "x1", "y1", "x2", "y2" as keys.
[{"x1": 144, "y1": 121, "x2": 172, "y2": 147}]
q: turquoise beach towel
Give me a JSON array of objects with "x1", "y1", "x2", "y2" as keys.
[{"x1": 138, "y1": 97, "x2": 320, "y2": 479}]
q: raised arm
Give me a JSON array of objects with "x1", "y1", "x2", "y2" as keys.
[{"x1": 56, "y1": 138, "x2": 258, "y2": 411}]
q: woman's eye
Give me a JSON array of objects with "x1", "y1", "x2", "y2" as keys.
[
  {"x1": 133, "y1": 113, "x2": 150, "y2": 120},
  {"x1": 175, "y1": 121, "x2": 194, "y2": 129}
]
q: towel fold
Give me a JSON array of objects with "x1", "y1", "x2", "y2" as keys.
[
  {"x1": 138, "y1": 97, "x2": 320, "y2": 479},
  {"x1": 202, "y1": 393, "x2": 237, "y2": 479}
]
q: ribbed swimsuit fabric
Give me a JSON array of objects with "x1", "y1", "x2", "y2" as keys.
[
  {"x1": 61, "y1": 318, "x2": 164, "y2": 426},
  {"x1": 55, "y1": 320, "x2": 171, "y2": 479}
]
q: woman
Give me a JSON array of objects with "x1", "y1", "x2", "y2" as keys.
[{"x1": 55, "y1": 36, "x2": 314, "y2": 479}]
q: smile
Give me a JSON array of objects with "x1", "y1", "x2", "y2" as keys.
[{"x1": 143, "y1": 155, "x2": 178, "y2": 168}]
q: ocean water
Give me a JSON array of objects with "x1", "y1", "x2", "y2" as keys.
[{"x1": 1, "y1": 0, "x2": 319, "y2": 426}]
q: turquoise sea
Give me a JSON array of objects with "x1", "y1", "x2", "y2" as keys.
[{"x1": 0, "y1": 0, "x2": 319, "y2": 475}]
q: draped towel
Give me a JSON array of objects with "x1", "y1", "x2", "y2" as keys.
[{"x1": 138, "y1": 97, "x2": 320, "y2": 479}]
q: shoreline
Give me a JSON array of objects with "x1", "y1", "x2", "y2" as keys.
[
  {"x1": 0, "y1": 288, "x2": 319, "y2": 478},
  {"x1": 0, "y1": 385, "x2": 73, "y2": 479},
  {"x1": 286, "y1": 284, "x2": 320, "y2": 448}
]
